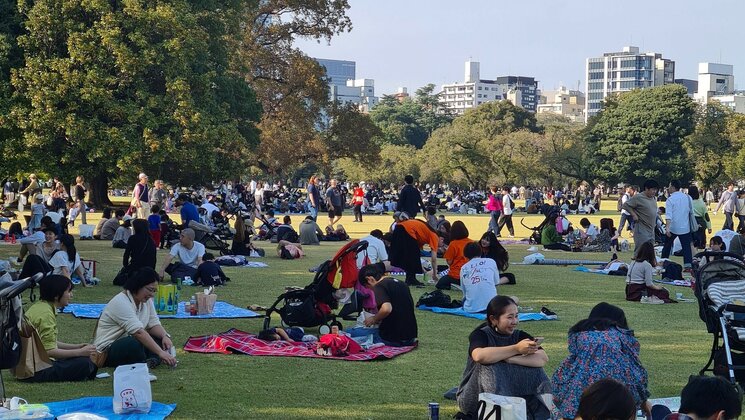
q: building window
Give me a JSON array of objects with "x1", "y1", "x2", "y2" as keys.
[{"x1": 478, "y1": 87, "x2": 482, "y2": 90}]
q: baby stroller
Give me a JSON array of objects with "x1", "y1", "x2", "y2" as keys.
[
  {"x1": 0, "y1": 272, "x2": 43, "y2": 405},
  {"x1": 263, "y1": 240, "x2": 369, "y2": 334},
  {"x1": 521, "y1": 206, "x2": 562, "y2": 244},
  {"x1": 194, "y1": 229, "x2": 231, "y2": 256},
  {"x1": 694, "y1": 251, "x2": 745, "y2": 384}
]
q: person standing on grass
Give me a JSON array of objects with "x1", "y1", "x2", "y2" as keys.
[
  {"x1": 618, "y1": 185, "x2": 635, "y2": 236},
  {"x1": 131, "y1": 173, "x2": 150, "y2": 219},
  {"x1": 484, "y1": 186, "x2": 503, "y2": 236},
  {"x1": 622, "y1": 179, "x2": 660, "y2": 255},
  {"x1": 149, "y1": 180, "x2": 167, "y2": 212},
  {"x1": 350, "y1": 183, "x2": 365, "y2": 222},
  {"x1": 389, "y1": 218, "x2": 438, "y2": 287},
  {"x1": 72, "y1": 176, "x2": 87, "y2": 225},
  {"x1": 397, "y1": 175, "x2": 425, "y2": 220},
  {"x1": 325, "y1": 178, "x2": 343, "y2": 228},
  {"x1": 497, "y1": 187, "x2": 515, "y2": 238},
  {"x1": 660, "y1": 180, "x2": 693, "y2": 270},
  {"x1": 713, "y1": 182, "x2": 737, "y2": 231},
  {"x1": 306, "y1": 175, "x2": 321, "y2": 221}
]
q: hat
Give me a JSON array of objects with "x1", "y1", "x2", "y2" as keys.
[
  {"x1": 122, "y1": 215, "x2": 133, "y2": 222},
  {"x1": 138, "y1": 173, "x2": 148, "y2": 180},
  {"x1": 35, "y1": 194, "x2": 44, "y2": 201}
]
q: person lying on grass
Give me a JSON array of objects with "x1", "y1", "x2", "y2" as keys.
[
  {"x1": 18, "y1": 274, "x2": 98, "y2": 382},
  {"x1": 345, "y1": 263, "x2": 417, "y2": 348},
  {"x1": 456, "y1": 295, "x2": 550, "y2": 420},
  {"x1": 93, "y1": 267, "x2": 177, "y2": 369}
]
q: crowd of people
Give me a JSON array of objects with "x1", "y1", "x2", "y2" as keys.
[{"x1": 2, "y1": 171, "x2": 744, "y2": 419}]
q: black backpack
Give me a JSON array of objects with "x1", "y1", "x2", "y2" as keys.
[
  {"x1": 416, "y1": 290, "x2": 461, "y2": 308},
  {"x1": 662, "y1": 260, "x2": 683, "y2": 281},
  {"x1": 0, "y1": 304, "x2": 22, "y2": 369}
]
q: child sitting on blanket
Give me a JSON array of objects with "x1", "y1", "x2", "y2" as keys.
[{"x1": 194, "y1": 253, "x2": 229, "y2": 286}]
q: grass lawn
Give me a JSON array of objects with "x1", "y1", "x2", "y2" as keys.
[{"x1": 0, "y1": 201, "x2": 723, "y2": 419}]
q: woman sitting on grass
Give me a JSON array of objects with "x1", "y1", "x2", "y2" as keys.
[
  {"x1": 456, "y1": 296, "x2": 551, "y2": 419},
  {"x1": 551, "y1": 303, "x2": 651, "y2": 419},
  {"x1": 92, "y1": 267, "x2": 177, "y2": 369},
  {"x1": 581, "y1": 218, "x2": 614, "y2": 252},
  {"x1": 436, "y1": 221, "x2": 471, "y2": 290},
  {"x1": 49, "y1": 234, "x2": 90, "y2": 287},
  {"x1": 479, "y1": 231, "x2": 516, "y2": 285},
  {"x1": 541, "y1": 213, "x2": 571, "y2": 251},
  {"x1": 18, "y1": 275, "x2": 97, "y2": 382},
  {"x1": 625, "y1": 242, "x2": 674, "y2": 304}
]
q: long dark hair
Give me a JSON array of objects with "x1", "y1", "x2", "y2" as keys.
[
  {"x1": 483, "y1": 296, "x2": 517, "y2": 330},
  {"x1": 58, "y1": 234, "x2": 76, "y2": 263},
  {"x1": 569, "y1": 302, "x2": 629, "y2": 334},
  {"x1": 480, "y1": 231, "x2": 509, "y2": 271},
  {"x1": 634, "y1": 242, "x2": 656, "y2": 266}
]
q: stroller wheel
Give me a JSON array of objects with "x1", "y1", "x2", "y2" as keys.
[
  {"x1": 330, "y1": 320, "x2": 343, "y2": 331},
  {"x1": 319, "y1": 324, "x2": 331, "y2": 335}
]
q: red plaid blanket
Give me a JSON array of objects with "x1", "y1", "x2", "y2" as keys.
[{"x1": 184, "y1": 328, "x2": 417, "y2": 361}]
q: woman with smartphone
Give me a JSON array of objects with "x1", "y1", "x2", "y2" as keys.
[
  {"x1": 551, "y1": 302, "x2": 651, "y2": 419},
  {"x1": 456, "y1": 296, "x2": 551, "y2": 419}
]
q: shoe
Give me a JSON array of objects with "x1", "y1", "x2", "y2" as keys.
[
  {"x1": 508, "y1": 235, "x2": 514, "y2": 238},
  {"x1": 641, "y1": 296, "x2": 664, "y2": 305},
  {"x1": 540, "y1": 306, "x2": 558, "y2": 319},
  {"x1": 406, "y1": 279, "x2": 426, "y2": 288},
  {"x1": 426, "y1": 279, "x2": 436, "y2": 285},
  {"x1": 527, "y1": 246, "x2": 538, "y2": 252},
  {"x1": 611, "y1": 253, "x2": 618, "y2": 261}
]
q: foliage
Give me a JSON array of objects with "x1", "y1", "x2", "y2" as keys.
[
  {"x1": 5, "y1": 0, "x2": 261, "y2": 205},
  {"x1": 420, "y1": 101, "x2": 542, "y2": 189},
  {"x1": 368, "y1": 83, "x2": 451, "y2": 148},
  {"x1": 323, "y1": 102, "x2": 382, "y2": 164},
  {"x1": 335, "y1": 143, "x2": 419, "y2": 185},
  {"x1": 724, "y1": 112, "x2": 745, "y2": 182},
  {"x1": 537, "y1": 114, "x2": 597, "y2": 187},
  {"x1": 239, "y1": 0, "x2": 352, "y2": 176},
  {"x1": 586, "y1": 84, "x2": 696, "y2": 186},
  {"x1": 683, "y1": 102, "x2": 733, "y2": 188}
]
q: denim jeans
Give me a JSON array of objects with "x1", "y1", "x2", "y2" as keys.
[
  {"x1": 345, "y1": 327, "x2": 416, "y2": 347},
  {"x1": 661, "y1": 231, "x2": 693, "y2": 268},
  {"x1": 309, "y1": 206, "x2": 318, "y2": 221}
]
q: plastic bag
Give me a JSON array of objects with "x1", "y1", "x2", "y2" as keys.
[
  {"x1": 522, "y1": 253, "x2": 545, "y2": 265},
  {"x1": 113, "y1": 363, "x2": 152, "y2": 414},
  {"x1": 477, "y1": 393, "x2": 526, "y2": 420}
]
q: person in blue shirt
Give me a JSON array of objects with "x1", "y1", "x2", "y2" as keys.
[{"x1": 177, "y1": 194, "x2": 200, "y2": 228}]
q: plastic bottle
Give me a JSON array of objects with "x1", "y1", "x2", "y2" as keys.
[{"x1": 190, "y1": 295, "x2": 197, "y2": 316}]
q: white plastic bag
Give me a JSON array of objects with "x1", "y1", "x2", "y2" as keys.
[
  {"x1": 113, "y1": 363, "x2": 152, "y2": 414},
  {"x1": 522, "y1": 253, "x2": 545, "y2": 265},
  {"x1": 477, "y1": 393, "x2": 527, "y2": 420},
  {"x1": 78, "y1": 224, "x2": 95, "y2": 239}
]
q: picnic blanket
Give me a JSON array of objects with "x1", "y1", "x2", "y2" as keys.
[
  {"x1": 44, "y1": 396, "x2": 176, "y2": 419},
  {"x1": 63, "y1": 301, "x2": 260, "y2": 319},
  {"x1": 529, "y1": 258, "x2": 607, "y2": 266},
  {"x1": 184, "y1": 328, "x2": 416, "y2": 361},
  {"x1": 417, "y1": 305, "x2": 556, "y2": 321}
]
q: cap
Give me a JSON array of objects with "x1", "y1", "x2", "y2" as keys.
[
  {"x1": 138, "y1": 173, "x2": 148, "y2": 180},
  {"x1": 122, "y1": 215, "x2": 133, "y2": 222}
]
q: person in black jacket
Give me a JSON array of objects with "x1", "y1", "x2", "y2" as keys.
[
  {"x1": 123, "y1": 219, "x2": 157, "y2": 273},
  {"x1": 397, "y1": 175, "x2": 424, "y2": 219}
]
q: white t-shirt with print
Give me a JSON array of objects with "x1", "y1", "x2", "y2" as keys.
[
  {"x1": 460, "y1": 257, "x2": 499, "y2": 313},
  {"x1": 170, "y1": 242, "x2": 205, "y2": 268}
]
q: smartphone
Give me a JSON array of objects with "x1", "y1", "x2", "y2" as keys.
[{"x1": 534, "y1": 337, "x2": 544, "y2": 345}]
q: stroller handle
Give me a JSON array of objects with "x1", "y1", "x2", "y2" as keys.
[
  {"x1": 694, "y1": 251, "x2": 745, "y2": 262},
  {"x1": 0, "y1": 272, "x2": 44, "y2": 300}
]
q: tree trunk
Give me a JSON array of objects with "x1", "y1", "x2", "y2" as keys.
[{"x1": 89, "y1": 174, "x2": 113, "y2": 208}]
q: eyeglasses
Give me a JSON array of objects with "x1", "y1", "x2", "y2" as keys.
[{"x1": 145, "y1": 286, "x2": 158, "y2": 294}]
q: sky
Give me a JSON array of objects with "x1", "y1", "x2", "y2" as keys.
[{"x1": 295, "y1": 0, "x2": 745, "y2": 96}]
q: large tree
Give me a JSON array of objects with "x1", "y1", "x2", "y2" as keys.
[
  {"x1": 238, "y1": 0, "x2": 352, "y2": 176},
  {"x1": 368, "y1": 84, "x2": 451, "y2": 148},
  {"x1": 0, "y1": 0, "x2": 24, "y2": 177},
  {"x1": 538, "y1": 113, "x2": 597, "y2": 187},
  {"x1": 9, "y1": 0, "x2": 261, "y2": 206},
  {"x1": 586, "y1": 84, "x2": 696, "y2": 186},
  {"x1": 683, "y1": 102, "x2": 733, "y2": 188}
]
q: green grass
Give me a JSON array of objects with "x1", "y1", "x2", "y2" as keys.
[{"x1": 0, "y1": 203, "x2": 721, "y2": 419}]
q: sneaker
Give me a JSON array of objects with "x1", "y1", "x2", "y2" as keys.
[
  {"x1": 641, "y1": 296, "x2": 665, "y2": 305},
  {"x1": 640, "y1": 296, "x2": 650, "y2": 304},
  {"x1": 540, "y1": 306, "x2": 558, "y2": 320},
  {"x1": 527, "y1": 246, "x2": 538, "y2": 252},
  {"x1": 508, "y1": 235, "x2": 515, "y2": 238}
]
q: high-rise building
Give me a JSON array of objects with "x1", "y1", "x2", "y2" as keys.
[
  {"x1": 694, "y1": 63, "x2": 735, "y2": 103},
  {"x1": 585, "y1": 46, "x2": 675, "y2": 121},
  {"x1": 537, "y1": 86, "x2": 586, "y2": 122},
  {"x1": 496, "y1": 76, "x2": 539, "y2": 112},
  {"x1": 439, "y1": 61, "x2": 538, "y2": 115},
  {"x1": 315, "y1": 58, "x2": 379, "y2": 112}
]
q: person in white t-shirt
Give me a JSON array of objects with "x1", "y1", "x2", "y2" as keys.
[
  {"x1": 497, "y1": 187, "x2": 515, "y2": 237},
  {"x1": 460, "y1": 242, "x2": 498, "y2": 313},
  {"x1": 158, "y1": 228, "x2": 205, "y2": 280},
  {"x1": 49, "y1": 234, "x2": 89, "y2": 286},
  {"x1": 356, "y1": 229, "x2": 390, "y2": 269}
]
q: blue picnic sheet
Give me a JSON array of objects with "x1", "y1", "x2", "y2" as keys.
[
  {"x1": 63, "y1": 301, "x2": 260, "y2": 319},
  {"x1": 45, "y1": 396, "x2": 175, "y2": 419},
  {"x1": 417, "y1": 305, "x2": 556, "y2": 321}
]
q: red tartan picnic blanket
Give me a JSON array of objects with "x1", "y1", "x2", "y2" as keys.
[{"x1": 184, "y1": 328, "x2": 417, "y2": 361}]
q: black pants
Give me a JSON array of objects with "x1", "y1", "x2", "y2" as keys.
[
  {"x1": 104, "y1": 335, "x2": 163, "y2": 368},
  {"x1": 544, "y1": 243, "x2": 571, "y2": 251},
  {"x1": 497, "y1": 214, "x2": 514, "y2": 236},
  {"x1": 738, "y1": 215, "x2": 745, "y2": 234},
  {"x1": 23, "y1": 357, "x2": 97, "y2": 382},
  {"x1": 165, "y1": 262, "x2": 197, "y2": 281},
  {"x1": 353, "y1": 204, "x2": 363, "y2": 222},
  {"x1": 436, "y1": 274, "x2": 459, "y2": 290},
  {"x1": 20, "y1": 254, "x2": 51, "y2": 279}
]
